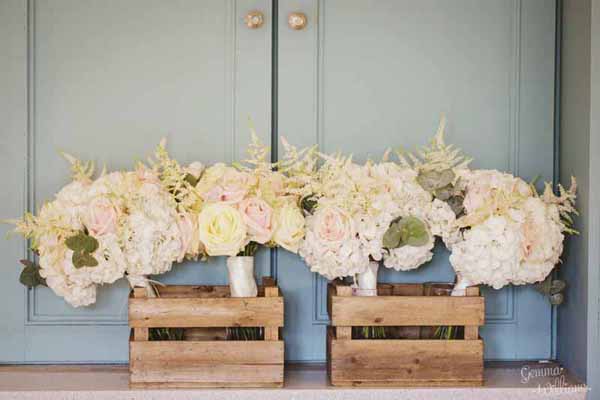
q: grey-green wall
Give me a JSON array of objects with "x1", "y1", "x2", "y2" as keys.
[
  {"x1": 558, "y1": 0, "x2": 600, "y2": 390},
  {"x1": 558, "y1": 0, "x2": 591, "y2": 383}
]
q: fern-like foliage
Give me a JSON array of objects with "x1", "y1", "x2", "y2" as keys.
[{"x1": 396, "y1": 116, "x2": 472, "y2": 173}]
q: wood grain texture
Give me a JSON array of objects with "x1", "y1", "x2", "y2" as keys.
[
  {"x1": 129, "y1": 297, "x2": 284, "y2": 328},
  {"x1": 329, "y1": 337, "x2": 484, "y2": 386},
  {"x1": 464, "y1": 286, "x2": 480, "y2": 340},
  {"x1": 130, "y1": 341, "x2": 283, "y2": 387},
  {"x1": 129, "y1": 283, "x2": 284, "y2": 388},
  {"x1": 331, "y1": 296, "x2": 484, "y2": 327},
  {"x1": 130, "y1": 340, "x2": 284, "y2": 364},
  {"x1": 264, "y1": 280, "x2": 280, "y2": 341}
]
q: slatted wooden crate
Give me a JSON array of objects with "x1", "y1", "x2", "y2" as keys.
[
  {"x1": 128, "y1": 277, "x2": 284, "y2": 388},
  {"x1": 327, "y1": 282, "x2": 485, "y2": 387}
]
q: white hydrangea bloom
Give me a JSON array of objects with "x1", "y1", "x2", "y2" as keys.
[
  {"x1": 122, "y1": 181, "x2": 182, "y2": 277},
  {"x1": 449, "y1": 170, "x2": 575, "y2": 289}
]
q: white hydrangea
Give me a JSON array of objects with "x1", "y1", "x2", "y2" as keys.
[
  {"x1": 369, "y1": 162, "x2": 436, "y2": 271},
  {"x1": 122, "y1": 180, "x2": 182, "y2": 278},
  {"x1": 449, "y1": 170, "x2": 575, "y2": 289}
]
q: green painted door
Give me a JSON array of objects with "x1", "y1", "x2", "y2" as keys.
[
  {"x1": 0, "y1": 0, "x2": 272, "y2": 362},
  {"x1": 277, "y1": 0, "x2": 557, "y2": 362}
]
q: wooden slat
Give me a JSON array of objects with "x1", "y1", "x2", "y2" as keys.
[
  {"x1": 464, "y1": 286, "x2": 481, "y2": 340},
  {"x1": 154, "y1": 285, "x2": 231, "y2": 298},
  {"x1": 129, "y1": 297, "x2": 283, "y2": 328},
  {"x1": 132, "y1": 288, "x2": 149, "y2": 341},
  {"x1": 334, "y1": 283, "x2": 352, "y2": 340},
  {"x1": 331, "y1": 295, "x2": 484, "y2": 327},
  {"x1": 264, "y1": 280, "x2": 280, "y2": 341},
  {"x1": 131, "y1": 364, "x2": 283, "y2": 385},
  {"x1": 130, "y1": 340, "x2": 283, "y2": 364},
  {"x1": 130, "y1": 341, "x2": 283, "y2": 387},
  {"x1": 330, "y1": 339, "x2": 483, "y2": 386},
  {"x1": 391, "y1": 284, "x2": 423, "y2": 339}
]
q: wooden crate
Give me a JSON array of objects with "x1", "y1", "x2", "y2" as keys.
[
  {"x1": 128, "y1": 277, "x2": 284, "y2": 388},
  {"x1": 327, "y1": 282, "x2": 485, "y2": 387}
]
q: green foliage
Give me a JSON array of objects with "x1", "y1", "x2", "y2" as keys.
[
  {"x1": 417, "y1": 169, "x2": 455, "y2": 193},
  {"x1": 237, "y1": 241, "x2": 259, "y2": 257},
  {"x1": 383, "y1": 216, "x2": 429, "y2": 249},
  {"x1": 227, "y1": 327, "x2": 263, "y2": 340},
  {"x1": 19, "y1": 259, "x2": 46, "y2": 288},
  {"x1": 434, "y1": 325, "x2": 459, "y2": 340},
  {"x1": 534, "y1": 276, "x2": 566, "y2": 306},
  {"x1": 149, "y1": 328, "x2": 185, "y2": 341},
  {"x1": 183, "y1": 173, "x2": 199, "y2": 188},
  {"x1": 353, "y1": 326, "x2": 387, "y2": 339},
  {"x1": 65, "y1": 231, "x2": 99, "y2": 253},
  {"x1": 300, "y1": 194, "x2": 318, "y2": 214},
  {"x1": 65, "y1": 231, "x2": 99, "y2": 268}
]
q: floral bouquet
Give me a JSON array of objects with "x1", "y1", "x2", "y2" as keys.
[
  {"x1": 404, "y1": 118, "x2": 578, "y2": 304},
  {"x1": 289, "y1": 141, "x2": 440, "y2": 297},
  {"x1": 9, "y1": 153, "x2": 187, "y2": 307},
  {"x1": 194, "y1": 132, "x2": 305, "y2": 297}
]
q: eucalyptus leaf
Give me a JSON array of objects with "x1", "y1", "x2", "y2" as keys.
[
  {"x1": 399, "y1": 216, "x2": 429, "y2": 247},
  {"x1": 65, "y1": 233, "x2": 86, "y2": 252},
  {"x1": 66, "y1": 231, "x2": 98, "y2": 254},
  {"x1": 417, "y1": 169, "x2": 455, "y2": 192},
  {"x1": 72, "y1": 250, "x2": 98, "y2": 269},
  {"x1": 81, "y1": 235, "x2": 99, "y2": 253},
  {"x1": 18, "y1": 259, "x2": 46, "y2": 288},
  {"x1": 447, "y1": 195, "x2": 465, "y2": 216},
  {"x1": 383, "y1": 216, "x2": 429, "y2": 249},
  {"x1": 382, "y1": 224, "x2": 402, "y2": 249}
]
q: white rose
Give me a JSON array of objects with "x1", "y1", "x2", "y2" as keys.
[
  {"x1": 198, "y1": 203, "x2": 248, "y2": 256},
  {"x1": 273, "y1": 203, "x2": 305, "y2": 253}
]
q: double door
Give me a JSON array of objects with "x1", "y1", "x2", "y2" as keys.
[{"x1": 0, "y1": 0, "x2": 556, "y2": 363}]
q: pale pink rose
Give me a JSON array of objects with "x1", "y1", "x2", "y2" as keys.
[
  {"x1": 219, "y1": 169, "x2": 252, "y2": 204},
  {"x1": 85, "y1": 197, "x2": 118, "y2": 236},
  {"x1": 239, "y1": 197, "x2": 275, "y2": 244},
  {"x1": 202, "y1": 185, "x2": 226, "y2": 203},
  {"x1": 177, "y1": 212, "x2": 198, "y2": 261},
  {"x1": 314, "y1": 206, "x2": 353, "y2": 245}
]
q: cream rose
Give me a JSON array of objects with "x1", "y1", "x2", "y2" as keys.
[
  {"x1": 198, "y1": 203, "x2": 248, "y2": 256},
  {"x1": 84, "y1": 197, "x2": 119, "y2": 236},
  {"x1": 273, "y1": 203, "x2": 305, "y2": 253},
  {"x1": 239, "y1": 197, "x2": 275, "y2": 244}
]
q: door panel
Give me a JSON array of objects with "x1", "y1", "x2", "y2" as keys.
[
  {"x1": 278, "y1": 0, "x2": 556, "y2": 361},
  {"x1": 0, "y1": 0, "x2": 271, "y2": 362}
]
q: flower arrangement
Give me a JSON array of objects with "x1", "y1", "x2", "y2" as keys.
[
  {"x1": 288, "y1": 143, "x2": 438, "y2": 287},
  {"x1": 10, "y1": 155, "x2": 186, "y2": 307},
  {"x1": 6, "y1": 117, "x2": 578, "y2": 309},
  {"x1": 194, "y1": 132, "x2": 305, "y2": 258},
  {"x1": 401, "y1": 117, "x2": 578, "y2": 300}
]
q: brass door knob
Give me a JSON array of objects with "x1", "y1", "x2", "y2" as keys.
[
  {"x1": 245, "y1": 11, "x2": 264, "y2": 29},
  {"x1": 288, "y1": 12, "x2": 307, "y2": 30}
]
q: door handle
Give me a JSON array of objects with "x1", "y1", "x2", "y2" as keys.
[
  {"x1": 288, "y1": 12, "x2": 307, "y2": 30},
  {"x1": 244, "y1": 11, "x2": 264, "y2": 29}
]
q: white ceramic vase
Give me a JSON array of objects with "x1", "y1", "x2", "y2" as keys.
[
  {"x1": 226, "y1": 256, "x2": 258, "y2": 297},
  {"x1": 353, "y1": 261, "x2": 379, "y2": 297}
]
